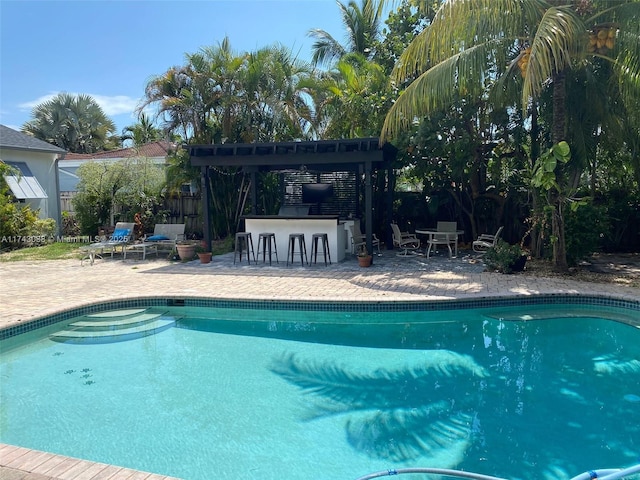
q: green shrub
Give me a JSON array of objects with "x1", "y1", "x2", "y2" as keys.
[
  {"x1": 564, "y1": 202, "x2": 609, "y2": 266},
  {"x1": 483, "y1": 239, "x2": 527, "y2": 274}
]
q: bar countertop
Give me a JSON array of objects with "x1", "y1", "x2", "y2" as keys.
[{"x1": 242, "y1": 215, "x2": 341, "y2": 221}]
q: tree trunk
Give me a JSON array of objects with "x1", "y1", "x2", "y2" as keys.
[
  {"x1": 529, "y1": 104, "x2": 543, "y2": 258},
  {"x1": 551, "y1": 72, "x2": 569, "y2": 272}
]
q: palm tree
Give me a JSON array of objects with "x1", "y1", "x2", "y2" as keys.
[
  {"x1": 240, "y1": 44, "x2": 314, "y2": 142},
  {"x1": 315, "y1": 52, "x2": 392, "y2": 138},
  {"x1": 22, "y1": 93, "x2": 116, "y2": 153},
  {"x1": 380, "y1": 0, "x2": 640, "y2": 270},
  {"x1": 121, "y1": 113, "x2": 164, "y2": 147},
  {"x1": 308, "y1": 0, "x2": 388, "y2": 67}
]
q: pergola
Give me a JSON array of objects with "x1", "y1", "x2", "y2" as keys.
[{"x1": 186, "y1": 137, "x2": 398, "y2": 261}]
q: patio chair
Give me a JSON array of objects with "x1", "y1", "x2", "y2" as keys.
[
  {"x1": 348, "y1": 224, "x2": 381, "y2": 256},
  {"x1": 426, "y1": 221, "x2": 458, "y2": 259},
  {"x1": 81, "y1": 222, "x2": 135, "y2": 264},
  {"x1": 472, "y1": 226, "x2": 504, "y2": 253},
  {"x1": 144, "y1": 223, "x2": 185, "y2": 252},
  {"x1": 390, "y1": 222, "x2": 421, "y2": 256}
]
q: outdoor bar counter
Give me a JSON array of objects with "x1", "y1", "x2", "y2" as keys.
[{"x1": 243, "y1": 215, "x2": 348, "y2": 263}]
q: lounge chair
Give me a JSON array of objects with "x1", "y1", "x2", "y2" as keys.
[
  {"x1": 473, "y1": 226, "x2": 504, "y2": 253},
  {"x1": 144, "y1": 223, "x2": 185, "y2": 251},
  {"x1": 81, "y1": 222, "x2": 135, "y2": 264},
  {"x1": 348, "y1": 224, "x2": 381, "y2": 256},
  {"x1": 426, "y1": 221, "x2": 458, "y2": 259},
  {"x1": 390, "y1": 222, "x2": 421, "y2": 256}
]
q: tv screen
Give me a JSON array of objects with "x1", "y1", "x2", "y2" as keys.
[{"x1": 302, "y1": 183, "x2": 333, "y2": 203}]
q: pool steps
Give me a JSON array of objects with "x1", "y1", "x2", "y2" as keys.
[
  {"x1": 70, "y1": 312, "x2": 167, "y2": 328},
  {"x1": 49, "y1": 308, "x2": 177, "y2": 343}
]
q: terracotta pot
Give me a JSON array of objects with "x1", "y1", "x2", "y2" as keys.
[
  {"x1": 197, "y1": 252, "x2": 212, "y2": 264},
  {"x1": 176, "y1": 243, "x2": 196, "y2": 261},
  {"x1": 358, "y1": 255, "x2": 372, "y2": 267}
]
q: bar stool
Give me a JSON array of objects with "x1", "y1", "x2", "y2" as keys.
[
  {"x1": 310, "y1": 233, "x2": 332, "y2": 265},
  {"x1": 257, "y1": 232, "x2": 278, "y2": 265},
  {"x1": 287, "y1": 233, "x2": 307, "y2": 266},
  {"x1": 234, "y1": 232, "x2": 255, "y2": 264}
]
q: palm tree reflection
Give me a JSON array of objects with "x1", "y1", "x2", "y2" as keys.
[{"x1": 270, "y1": 352, "x2": 488, "y2": 462}]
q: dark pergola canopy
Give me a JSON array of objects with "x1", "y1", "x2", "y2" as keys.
[{"x1": 187, "y1": 137, "x2": 398, "y2": 259}]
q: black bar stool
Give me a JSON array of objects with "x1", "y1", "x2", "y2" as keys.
[
  {"x1": 234, "y1": 232, "x2": 255, "y2": 264},
  {"x1": 310, "y1": 233, "x2": 331, "y2": 265},
  {"x1": 257, "y1": 232, "x2": 278, "y2": 265},
  {"x1": 287, "y1": 233, "x2": 307, "y2": 266}
]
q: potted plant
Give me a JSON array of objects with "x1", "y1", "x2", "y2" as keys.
[
  {"x1": 483, "y1": 239, "x2": 528, "y2": 274},
  {"x1": 196, "y1": 244, "x2": 212, "y2": 264},
  {"x1": 168, "y1": 246, "x2": 180, "y2": 262},
  {"x1": 357, "y1": 245, "x2": 373, "y2": 267},
  {"x1": 176, "y1": 241, "x2": 197, "y2": 261}
]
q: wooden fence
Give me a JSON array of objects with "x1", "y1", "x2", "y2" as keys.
[{"x1": 60, "y1": 192, "x2": 203, "y2": 236}]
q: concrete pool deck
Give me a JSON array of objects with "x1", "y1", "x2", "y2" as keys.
[
  {"x1": 1, "y1": 250, "x2": 639, "y2": 330},
  {"x1": 1, "y1": 250, "x2": 639, "y2": 480}
]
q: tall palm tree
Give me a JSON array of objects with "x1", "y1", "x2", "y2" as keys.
[
  {"x1": 22, "y1": 93, "x2": 116, "y2": 153},
  {"x1": 241, "y1": 44, "x2": 314, "y2": 142},
  {"x1": 380, "y1": 0, "x2": 640, "y2": 270},
  {"x1": 308, "y1": 0, "x2": 388, "y2": 67}
]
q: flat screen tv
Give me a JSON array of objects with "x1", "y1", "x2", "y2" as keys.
[{"x1": 302, "y1": 183, "x2": 333, "y2": 203}]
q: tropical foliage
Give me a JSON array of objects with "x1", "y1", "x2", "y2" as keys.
[
  {"x1": 0, "y1": 164, "x2": 56, "y2": 249},
  {"x1": 121, "y1": 113, "x2": 165, "y2": 147},
  {"x1": 380, "y1": 0, "x2": 640, "y2": 269},
  {"x1": 72, "y1": 158, "x2": 165, "y2": 235},
  {"x1": 307, "y1": 0, "x2": 388, "y2": 66},
  {"x1": 22, "y1": 93, "x2": 118, "y2": 153}
]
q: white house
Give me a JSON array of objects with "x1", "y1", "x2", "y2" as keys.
[{"x1": 0, "y1": 125, "x2": 66, "y2": 234}]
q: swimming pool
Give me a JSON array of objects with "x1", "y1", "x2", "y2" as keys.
[{"x1": 1, "y1": 296, "x2": 639, "y2": 480}]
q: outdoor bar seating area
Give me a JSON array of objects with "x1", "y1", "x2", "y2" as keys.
[
  {"x1": 242, "y1": 214, "x2": 346, "y2": 264},
  {"x1": 187, "y1": 138, "x2": 398, "y2": 266}
]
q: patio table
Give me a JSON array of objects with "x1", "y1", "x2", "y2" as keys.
[{"x1": 415, "y1": 229, "x2": 464, "y2": 257}]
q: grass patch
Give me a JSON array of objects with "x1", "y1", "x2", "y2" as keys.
[
  {"x1": 0, "y1": 236, "x2": 235, "y2": 262},
  {"x1": 0, "y1": 242, "x2": 88, "y2": 262}
]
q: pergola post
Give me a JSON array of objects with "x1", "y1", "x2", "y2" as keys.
[
  {"x1": 364, "y1": 160, "x2": 374, "y2": 263},
  {"x1": 249, "y1": 171, "x2": 257, "y2": 215},
  {"x1": 201, "y1": 166, "x2": 212, "y2": 250}
]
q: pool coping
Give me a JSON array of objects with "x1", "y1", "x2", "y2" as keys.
[{"x1": 2, "y1": 292, "x2": 638, "y2": 340}]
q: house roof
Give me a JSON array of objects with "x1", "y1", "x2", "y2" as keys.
[
  {"x1": 0, "y1": 125, "x2": 66, "y2": 154},
  {"x1": 63, "y1": 141, "x2": 175, "y2": 161}
]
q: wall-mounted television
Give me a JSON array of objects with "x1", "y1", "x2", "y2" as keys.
[{"x1": 302, "y1": 183, "x2": 334, "y2": 203}]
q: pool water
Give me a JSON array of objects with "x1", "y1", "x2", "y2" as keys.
[{"x1": 1, "y1": 303, "x2": 639, "y2": 480}]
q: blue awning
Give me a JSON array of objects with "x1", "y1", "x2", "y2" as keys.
[{"x1": 3, "y1": 161, "x2": 48, "y2": 199}]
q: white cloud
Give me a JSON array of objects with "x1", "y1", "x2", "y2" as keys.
[
  {"x1": 19, "y1": 92, "x2": 140, "y2": 117},
  {"x1": 91, "y1": 94, "x2": 140, "y2": 116}
]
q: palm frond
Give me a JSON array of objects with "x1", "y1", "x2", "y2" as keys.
[
  {"x1": 346, "y1": 409, "x2": 473, "y2": 461},
  {"x1": 383, "y1": 40, "x2": 501, "y2": 142},
  {"x1": 270, "y1": 352, "x2": 487, "y2": 410},
  {"x1": 521, "y1": 6, "x2": 585, "y2": 111}
]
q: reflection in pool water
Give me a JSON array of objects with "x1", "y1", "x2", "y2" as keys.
[{"x1": 1, "y1": 301, "x2": 639, "y2": 480}]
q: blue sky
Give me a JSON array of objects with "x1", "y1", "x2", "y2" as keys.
[{"x1": 0, "y1": 0, "x2": 348, "y2": 135}]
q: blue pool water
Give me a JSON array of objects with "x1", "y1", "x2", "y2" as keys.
[{"x1": 1, "y1": 300, "x2": 639, "y2": 480}]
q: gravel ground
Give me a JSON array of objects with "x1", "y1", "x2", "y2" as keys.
[{"x1": 522, "y1": 252, "x2": 640, "y2": 288}]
